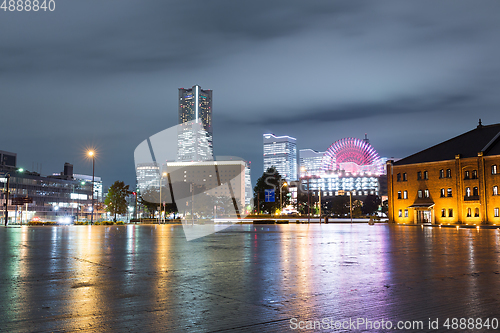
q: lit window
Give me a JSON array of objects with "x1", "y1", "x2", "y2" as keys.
[
  {"x1": 424, "y1": 171, "x2": 428, "y2": 180},
  {"x1": 398, "y1": 191, "x2": 402, "y2": 199},
  {"x1": 466, "y1": 187, "x2": 471, "y2": 197},
  {"x1": 473, "y1": 187, "x2": 478, "y2": 196},
  {"x1": 446, "y1": 169, "x2": 452, "y2": 178},
  {"x1": 495, "y1": 208, "x2": 499, "y2": 217},
  {"x1": 492, "y1": 165, "x2": 497, "y2": 175},
  {"x1": 404, "y1": 209, "x2": 408, "y2": 217},
  {"x1": 475, "y1": 208, "x2": 479, "y2": 217},
  {"x1": 418, "y1": 190, "x2": 423, "y2": 198},
  {"x1": 440, "y1": 188, "x2": 445, "y2": 197},
  {"x1": 403, "y1": 190, "x2": 408, "y2": 199},
  {"x1": 397, "y1": 173, "x2": 401, "y2": 182},
  {"x1": 417, "y1": 171, "x2": 422, "y2": 180},
  {"x1": 398, "y1": 209, "x2": 402, "y2": 217},
  {"x1": 464, "y1": 171, "x2": 470, "y2": 180},
  {"x1": 467, "y1": 208, "x2": 471, "y2": 217},
  {"x1": 447, "y1": 188, "x2": 452, "y2": 197},
  {"x1": 424, "y1": 189, "x2": 429, "y2": 198},
  {"x1": 472, "y1": 170, "x2": 477, "y2": 179},
  {"x1": 494, "y1": 186, "x2": 498, "y2": 196},
  {"x1": 448, "y1": 209, "x2": 453, "y2": 217},
  {"x1": 439, "y1": 169, "x2": 444, "y2": 178},
  {"x1": 441, "y1": 209, "x2": 446, "y2": 217},
  {"x1": 403, "y1": 173, "x2": 407, "y2": 181}
]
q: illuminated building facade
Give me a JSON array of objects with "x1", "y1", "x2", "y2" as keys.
[
  {"x1": 136, "y1": 162, "x2": 160, "y2": 194},
  {"x1": 300, "y1": 136, "x2": 386, "y2": 199},
  {"x1": 299, "y1": 149, "x2": 324, "y2": 178},
  {"x1": 263, "y1": 134, "x2": 297, "y2": 181},
  {"x1": 1, "y1": 161, "x2": 94, "y2": 223},
  {"x1": 177, "y1": 85, "x2": 213, "y2": 161},
  {"x1": 387, "y1": 121, "x2": 500, "y2": 225}
]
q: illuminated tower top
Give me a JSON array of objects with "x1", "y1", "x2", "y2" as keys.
[{"x1": 178, "y1": 85, "x2": 212, "y2": 134}]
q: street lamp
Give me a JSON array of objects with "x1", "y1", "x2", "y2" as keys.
[
  {"x1": 279, "y1": 179, "x2": 287, "y2": 216},
  {"x1": 159, "y1": 171, "x2": 167, "y2": 224},
  {"x1": 88, "y1": 151, "x2": 95, "y2": 225}
]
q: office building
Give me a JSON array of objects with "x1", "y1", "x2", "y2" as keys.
[
  {"x1": 135, "y1": 162, "x2": 160, "y2": 194},
  {"x1": 177, "y1": 85, "x2": 213, "y2": 161},
  {"x1": 263, "y1": 134, "x2": 297, "y2": 181},
  {"x1": 299, "y1": 149, "x2": 324, "y2": 178},
  {"x1": 387, "y1": 120, "x2": 500, "y2": 225},
  {"x1": 1, "y1": 160, "x2": 93, "y2": 223}
]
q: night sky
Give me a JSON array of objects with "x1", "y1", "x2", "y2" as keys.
[{"x1": 2, "y1": 1, "x2": 500, "y2": 189}]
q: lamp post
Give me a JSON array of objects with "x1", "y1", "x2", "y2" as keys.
[
  {"x1": 88, "y1": 151, "x2": 95, "y2": 225},
  {"x1": 279, "y1": 179, "x2": 287, "y2": 216},
  {"x1": 159, "y1": 171, "x2": 167, "y2": 224},
  {"x1": 350, "y1": 190, "x2": 353, "y2": 224},
  {"x1": 3, "y1": 174, "x2": 10, "y2": 226}
]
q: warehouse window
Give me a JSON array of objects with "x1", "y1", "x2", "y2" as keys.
[{"x1": 440, "y1": 188, "x2": 445, "y2": 197}]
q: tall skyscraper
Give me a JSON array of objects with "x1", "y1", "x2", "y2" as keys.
[
  {"x1": 263, "y1": 134, "x2": 297, "y2": 181},
  {"x1": 177, "y1": 85, "x2": 213, "y2": 161}
]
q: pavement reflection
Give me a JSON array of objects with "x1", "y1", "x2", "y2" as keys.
[{"x1": 1, "y1": 224, "x2": 500, "y2": 332}]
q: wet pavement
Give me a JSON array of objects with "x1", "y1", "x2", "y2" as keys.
[{"x1": 1, "y1": 224, "x2": 500, "y2": 332}]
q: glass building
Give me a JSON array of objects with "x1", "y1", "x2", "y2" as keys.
[
  {"x1": 263, "y1": 134, "x2": 297, "y2": 181},
  {"x1": 136, "y1": 162, "x2": 160, "y2": 194},
  {"x1": 177, "y1": 85, "x2": 213, "y2": 162}
]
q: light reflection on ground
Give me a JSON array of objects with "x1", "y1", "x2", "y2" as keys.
[{"x1": 0, "y1": 224, "x2": 499, "y2": 332}]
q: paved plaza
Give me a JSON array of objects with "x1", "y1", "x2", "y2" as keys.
[{"x1": 1, "y1": 224, "x2": 500, "y2": 332}]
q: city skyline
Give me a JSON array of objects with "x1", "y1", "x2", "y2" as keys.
[{"x1": 2, "y1": 1, "x2": 500, "y2": 189}]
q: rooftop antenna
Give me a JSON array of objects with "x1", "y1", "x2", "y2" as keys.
[{"x1": 363, "y1": 133, "x2": 369, "y2": 144}]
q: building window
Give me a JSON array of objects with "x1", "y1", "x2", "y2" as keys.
[
  {"x1": 472, "y1": 170, "x2": 478, "y2": 179},
  {"x1": 417, "y1": 171, "x2": 422, "y2": 180},
  {"x1": 439, "y1": 169, "x2": 444, "y2": 178},
  {"x1": 440, "y1": 188, "x2": 445, "y2": 197},
  {"x1": 424, "y1": 189, "x2": 430, "y2": 198},
  {"x1": 464, "y1": 171, "x2": 470, "y2": 180},
  {"x1": 475, "y1": 208, "x2": 479, "y2": 217},
  {"x1": 473, "y1": 187, "x2": 478, "y2": 196},
  {"x1": 466, "y1": 187, "x2": 471, "y2": 197},
  {"x1": 448, "y1": 209, "x2": 453, "y2": 217},
  {"x1": 403, "y1": 190, "x2": 408, "y2": 199},
  {"x1": 446, "y1": 169, "x2": 452, "y2": 178},
  {"x1": 441, "y1": 209, "x2": 446, "y2": 217},
  {"x1": 493, "y1": 165, "x2": 498, "y2": 175},
  {"x1": 495, "y1": 207, "x2": 499, "y2": 217},
  {"x1": 398, "y1": 191, "x2": 402, "y2": 199},
  {"x1": 403, "y1": 173, "x2": 407, "y2": 181},
  {"x1": 447, "y1": 188, "x2": 452, "y2": 197},
  {"x1": 397, "y1": 173, "x2": 401, "y2": 182},
  {"x1": 398, "y1": 209, "x2": 402, "y2": 217},
  {"x1": 424, "y1": 171, "x2": 428, "y2": 180},
  {"x1": 418, "y1": 190, "x2": 423, "y2": 198},
  {"x1": 467, "y1": 208, "x2": 471, "y2": 217},
  {"x1": 494, "y1": 186, "x2": 498, "y2": 196},
  {"x1": 404, "y1": 209, "x2": 408, "y2": 217}
]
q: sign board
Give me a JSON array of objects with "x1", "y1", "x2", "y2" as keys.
[
  {"x1": 11, "y1": 197, "x2": 33, "y2": 205},
  {"x1": 265, "y1": 189, "x2": 275, "y2": 202}
]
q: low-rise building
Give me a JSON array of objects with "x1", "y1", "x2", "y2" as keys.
[{"x1": 387, "y1": 121, "x2": 500, "y2": 225}]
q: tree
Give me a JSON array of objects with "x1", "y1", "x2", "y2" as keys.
[
  {"x1": 105, "y1": 181, "x2": 132, "y2": 222},
  {"x1": 362, "y1": 195, "x2": 381, "y2": 215},
  {"x1": 253, "y1": 166, "x2": 289, "y2": 214}
]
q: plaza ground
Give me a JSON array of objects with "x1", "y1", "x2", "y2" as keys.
[{"x1": 1, "y1": 224, "x2": 500, "y2": 332}]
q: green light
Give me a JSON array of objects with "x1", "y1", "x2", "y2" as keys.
[
  {"x1": 81, "y1": 181, "x2": 85, "y2": 185},
  {"x1": 18, "y1": 168, "x2": 24, "y2": 172}
]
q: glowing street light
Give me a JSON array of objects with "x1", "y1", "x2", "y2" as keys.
[
  {"x1": 88, "y1": 150, "x2": 95, "y2": 225},
  {"x1": 279, "y1": 179, "x2": 287, "y2": 216}
]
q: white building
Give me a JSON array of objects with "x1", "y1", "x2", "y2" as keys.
[
  {"x1": 263, "y1": 134, "x2": 297, "y2": 182},
  {"x1": 299, "y1": 149, "x2": 324, "y2": 178}
]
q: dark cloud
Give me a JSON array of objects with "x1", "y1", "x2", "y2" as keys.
[{"x1": 1, "y1": 1, "x2": 500, "y2": 187}]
